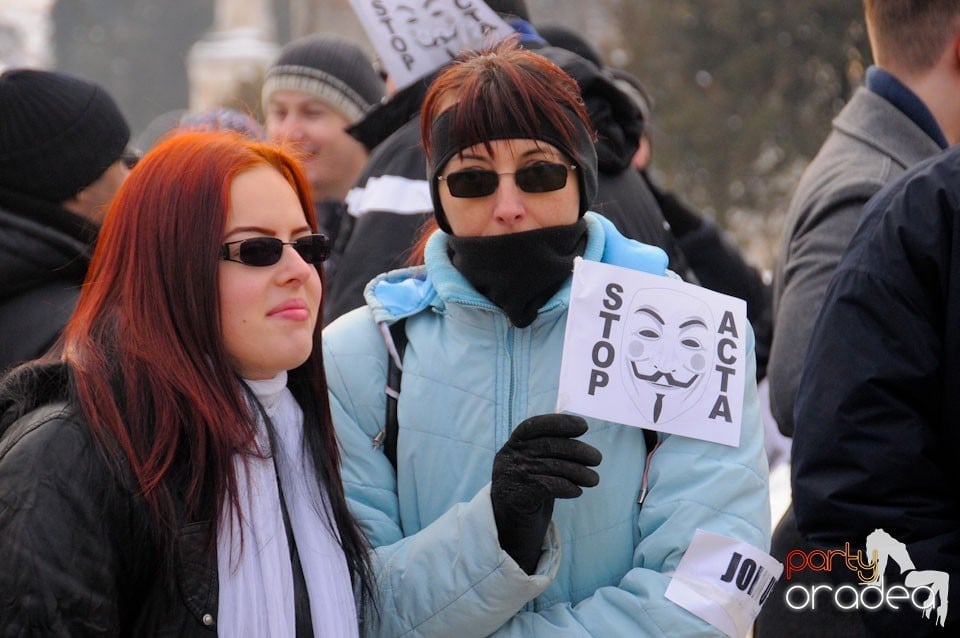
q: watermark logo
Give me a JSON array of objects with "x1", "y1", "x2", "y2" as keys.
[{"x1": 783, "y1": 528, "x2": 949, "y2": 627}]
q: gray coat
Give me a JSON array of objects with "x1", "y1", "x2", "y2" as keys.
[{"x1": 767, "y1": 87, "x2": 942, "y2": 436}]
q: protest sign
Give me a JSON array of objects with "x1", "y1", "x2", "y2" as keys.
[
  {"x1": 348, "y1": 0, "x2": 513, "y2": 90},
  {"x1": 557, "y1": 258, "x2": 748, "y2": 447}
]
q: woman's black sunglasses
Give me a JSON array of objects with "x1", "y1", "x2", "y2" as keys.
[
  {"x1": 437, "y1": 162, "x2": 576, "y2": 198},
  {"x1": 220, "y1": 234, "x2": 330, "y2": 267}
]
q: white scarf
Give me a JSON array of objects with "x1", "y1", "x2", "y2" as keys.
[{"x1": 217, "y1": 372, "x2": 359, "y2": 637}]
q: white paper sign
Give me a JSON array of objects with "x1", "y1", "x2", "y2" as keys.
[
  {"x1": 557, "y1": 258, "x2": 748, "y2": 446},
  {"x1": 348, "y1": 0, "x2": 514, "y2": 90},
  {"x1": 665, "y1": 529, "x2": 783, "y2": 638}
]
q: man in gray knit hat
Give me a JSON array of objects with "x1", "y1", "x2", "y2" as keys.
[
  {"x1": 262, "y1": 34, "x2": 385, "y2": 254},
  {"x1": 0, "y1": 68, "x2": 131, "y2": 372}
]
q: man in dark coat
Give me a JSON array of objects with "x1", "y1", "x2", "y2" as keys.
[
  {"x1": 0, "y1": 69, "x2": 131, "y2": 372},
  {"x1": 793, "y1": 144, "x2": 960, "y2": 635}
]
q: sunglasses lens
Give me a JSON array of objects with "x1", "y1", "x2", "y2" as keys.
[
  {"x1": 442, "y1": 164, "x2": 571, "y2": 198},
  {"x1": 516, "y1": 164, "x2": 569, "y2": 193},
  {"x1": 225, "y1": 234, "x2": 330, "y2": 267},
  {"x1": 238, "y1": 237, "x2": 283, "y2": 266},
  {"x1": 293, "y1": 234, "x2": 331, "y2": 264},
  {"x1": 446, "y1": 170, "x2": 499, "y2": 198}
]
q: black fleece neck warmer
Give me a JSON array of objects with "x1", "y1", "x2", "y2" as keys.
[{"x1": 447, "y1": 218, "x2": 587, "y2": 327}]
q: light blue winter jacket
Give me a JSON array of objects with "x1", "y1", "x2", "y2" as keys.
[{"x1": 323, "y1": 213, "x2": 771, "y2": 637}]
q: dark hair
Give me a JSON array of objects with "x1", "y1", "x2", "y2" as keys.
[
  {"x1": 421, "y1": 40, "x2": 590, "y2": 166},
  {"x1": 864, "y1": 0, "x2": 960, "y2": 71},
  {"x1": 61, "y1": 130, "x2": 373, "y2": 600}
]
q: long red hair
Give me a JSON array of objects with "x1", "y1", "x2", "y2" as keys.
[{"x1": 61, "y1": 131, "x2": 371, "y2": 593}]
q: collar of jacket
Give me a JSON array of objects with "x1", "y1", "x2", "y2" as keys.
[
  {"x1": 0, "y1": 183, "x2": 99, "y2": 246},
  {"x1": 0, "y1": 360, "x2": 72, "y2": 436},
  {"x1": 866, "y1": 65, "x2": 948, "y2": 149}
]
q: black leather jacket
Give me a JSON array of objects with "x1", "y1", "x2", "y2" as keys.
[{"x1": 0, "y1": 363, "x2": 218, "y2": 635}]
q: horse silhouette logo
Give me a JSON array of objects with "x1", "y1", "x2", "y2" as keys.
[{"x1": 864, "y1": 529, "x2": 949, "y2": 627}]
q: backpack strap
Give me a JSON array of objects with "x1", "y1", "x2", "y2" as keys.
[
  {"x1": 378, "y1": 316, "x2": 660, "y2": 499},
  {"x1": 381, "y1": 318, "x2": 408, "y2": 471}
]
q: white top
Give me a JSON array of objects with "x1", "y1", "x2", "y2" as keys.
[{"x1": 217, "y1": 371, "x2": 358, "y2": 636}]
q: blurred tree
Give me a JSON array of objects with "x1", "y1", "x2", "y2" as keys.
[{"x1": 612, "y1": 1, "x2": 869, "y2": 246}]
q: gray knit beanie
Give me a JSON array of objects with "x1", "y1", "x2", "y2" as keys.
[
  {"x1": 261, "y1": 34, "x2": 385, "y2": 124},
  {"x1": 0, "y1": 69, "x2": 130, "y2": 203}
]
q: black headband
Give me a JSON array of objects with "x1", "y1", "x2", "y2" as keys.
[{"x1": 426, "y1": 105, "x2": 598, "y2": 233}]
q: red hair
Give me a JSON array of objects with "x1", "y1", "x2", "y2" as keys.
[{"x1": 61, "y1": 131, "x2": 371, "y2": 592}]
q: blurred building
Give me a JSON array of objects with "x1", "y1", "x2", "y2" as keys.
[
  {"x1": 187, "y1": 0, "x2": 277, "y2": 112},
  {"x1": 0, "y1": 0, "x2": 55, "y2": 71}
]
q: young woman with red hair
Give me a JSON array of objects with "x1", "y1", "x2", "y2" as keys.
[
  {"x1": 323, "y1": 41, "x2": 771, "y2": 636},
  {"x1": 0, "y1": 131, "x2": 372, "y2": 635}
]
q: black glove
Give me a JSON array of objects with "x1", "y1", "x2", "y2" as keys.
[{"x1": 491, "y1": 414, "x2": 602, "y2": 574}]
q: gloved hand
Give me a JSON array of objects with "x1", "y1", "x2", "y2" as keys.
[
  {"x1": 491, "y1": 414, "x2": 602, "y2": 574},
  {"x1": 595, "y1": 213, "x2": 669, "y2": 275}
]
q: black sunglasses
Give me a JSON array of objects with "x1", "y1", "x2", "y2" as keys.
[
  {"x1": 220, "y1": 234, "x2": 330, "y2": 267},
  {"x1": 437, "y1": 162, "x2": 576, "y2": 198},
  {"x1": 121, "y1": 147, "x2": 142, "y2": 170}
]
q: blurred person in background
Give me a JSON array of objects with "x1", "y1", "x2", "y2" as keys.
[
  {"x1": 0, "y1": 131, "x2": 373, "y2": 634},
  {"x1": 0, "y1": 68, "x2": 131, "y2": 372},
  {"x1": 262, "y1": 33, "x2": 385, "y2": 275},
  {"x1": 757, "y1": 1, "x2": 960, "y2": 635},
  {"x1": 178, "y1": 105, "x2": 266, "y2": 140},
  {"x1": 539, "y1": 37, "x2": 698, "y2": 286}
]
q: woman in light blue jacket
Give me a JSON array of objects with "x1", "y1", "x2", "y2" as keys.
[{"x1": 324, "y1": 41, "x2": 771, "y2": 636}]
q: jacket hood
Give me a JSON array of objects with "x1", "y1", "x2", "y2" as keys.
[
  {"x1": 538, "y1": 46, "x2": 642, "y2": 175},
  {"x1": 0, "y1": 190, "x2": 95, "y2": 298}
]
